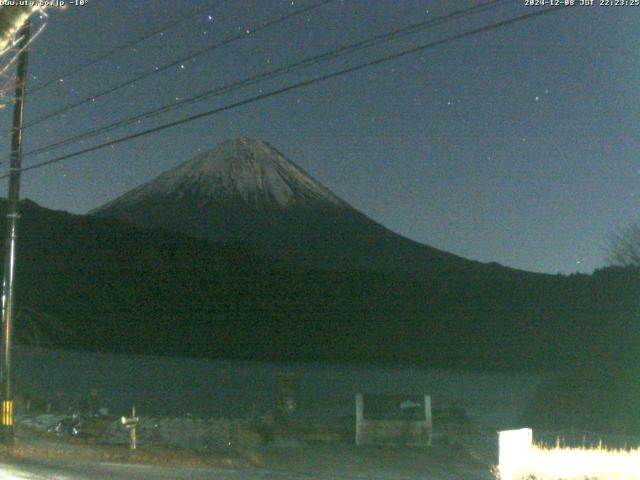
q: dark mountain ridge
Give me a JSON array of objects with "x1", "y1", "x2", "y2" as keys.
[{"x1": 2, "y1": 199, "x2": 637, "y2": 372}]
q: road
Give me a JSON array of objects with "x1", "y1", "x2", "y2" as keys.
[
  {"x1": 0, "y1": 459, "x2": 239, "y2": 479},
  {"x1": 0, "y1": 444, "x2": 494, "y2": 479}
]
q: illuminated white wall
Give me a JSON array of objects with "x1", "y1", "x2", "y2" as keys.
[{"x1": 497, "y1": 428, "x2": 640, "y2": 480}]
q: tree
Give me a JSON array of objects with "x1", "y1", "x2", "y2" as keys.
[{"x1": 606, "y1": 222, "x2": 640, "y2": 267}]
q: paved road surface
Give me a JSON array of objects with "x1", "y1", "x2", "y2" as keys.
[{"x1": 0, "y1": 444, "x2": 494, "y2": 479}]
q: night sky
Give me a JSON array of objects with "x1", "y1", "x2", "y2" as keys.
[{"x1": 0, "y1": 0, "x2": 637, "y2": 275}]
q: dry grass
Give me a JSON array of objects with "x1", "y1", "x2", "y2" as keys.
[
  {"x1": 0, "y1": 436, "x2": 258, "y2": 470},
  {"x1": 498, "y1": 443, "x2": 640, "y2": 480}
]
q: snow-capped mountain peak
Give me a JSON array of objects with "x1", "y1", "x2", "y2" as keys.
[{"x1": 99, "y1": 137, "x2": 347, "y2": 211}]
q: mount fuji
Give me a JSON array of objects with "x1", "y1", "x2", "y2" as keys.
[
  {"x1": 92, "y1": 137, "x2": 489, "y2": 274},
  {"x1": 8, "y1": 139, "x2": 637, "y2": 370}
]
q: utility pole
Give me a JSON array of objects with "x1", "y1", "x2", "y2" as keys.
[{"x1": 0, "y1": 19, "x2": 31, "y2": 444}]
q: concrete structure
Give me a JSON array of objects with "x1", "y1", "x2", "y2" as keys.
[
  {"x1": 498, "y1": 428, "x2": 533, "y2": 480},
  {"x1": 355, "y1": 393, "x2": 432, "y2": 447}
]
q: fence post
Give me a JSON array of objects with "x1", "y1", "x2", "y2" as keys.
[
  {"x1": 121, "y1": 405, "x2": 139, "y2": 451},
  {"x1": 424, "y1": 395, "x2": 432, "y2": 446},
  {"x1": 355, "y1": 393, "x2": 364, "y2": 446}
]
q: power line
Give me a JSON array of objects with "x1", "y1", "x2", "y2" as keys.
[
  {"x1": 28, "y1": 1, "x2": 221, "y2": 96},
  {"x1": 5, "y1": 5, "x2": 570, "y2": 180},
  {"x1": 23, "y1": 0, "x2": 335, "y2": 128},
  {"x1": 22, "y1": 0, "x2": 508, "y2": 160}
]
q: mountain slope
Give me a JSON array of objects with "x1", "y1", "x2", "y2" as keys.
[
  {"x1": 92, "y1": 137, "x2": 477, "y2": 274},
  {"x1": 0, "y1": 199, "x2": 635, "y2": 435},
  {"x1": 0, "y1": 199, "x2": 636, "y2": 373}
]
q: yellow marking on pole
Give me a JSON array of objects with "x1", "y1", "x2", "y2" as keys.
[{"x1": 1, "y1": 400, "x2": 12, "y2": 426}]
